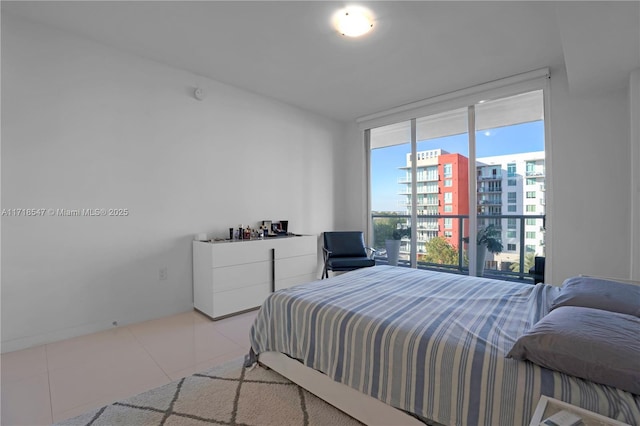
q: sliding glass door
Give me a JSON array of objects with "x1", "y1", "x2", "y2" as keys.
[
  {"x1": 368, "y1": 87, "x2": 546, "y2": 282},
  {"x1": 414, "y1": 108, "x2": 469, "y2": 273},
  {"x1": 474, "y1": 90, "x2": 545, "y2": 279},
  {"x1": 370, "y1": 121, "x2": 413, "y2": 267}
]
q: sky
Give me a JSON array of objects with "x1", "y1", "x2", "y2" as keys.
[{"x1": 371, "y1": 120, "x2": 544, "y2": 212}]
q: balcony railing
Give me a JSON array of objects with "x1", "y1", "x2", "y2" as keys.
[
  {"x1": 371, "y1": 213, "x2": 545, "y2": 284},
  {"x1": 398, "y1": 176, "x2": 440, "y2": 183}
]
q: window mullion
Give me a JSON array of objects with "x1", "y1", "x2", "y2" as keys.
[
  {"x1": 410, "y1": 118, "x2": 418, "y2": 268},
  {"x1": 467, "y1": 106, "x2": 478, "y2": 275}
]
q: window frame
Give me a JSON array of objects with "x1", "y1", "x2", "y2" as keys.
[{"x1": 363, "y1": 68, "x2": 551, "y2": 277}]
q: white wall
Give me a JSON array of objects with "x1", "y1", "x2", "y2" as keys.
[
  {"x1": 1, "y1": 16, "x2": 344, "y2": 352},
  {"x1": 333, "y1": 122, "x2": 367, "y2": 231},
  {"x1": 548, "y1": 66, "x2": 632, "y2": 283},
  {"x1": 630, "y1": 69, "x2": 640, "y2": 281},
  {"x1": 335, "y1": 65, "x2": 636, "y2": 285}
]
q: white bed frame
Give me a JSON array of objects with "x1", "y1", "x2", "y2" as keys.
[{"x1": 258, "y1": 351, "x2": 426, "y2": 426}]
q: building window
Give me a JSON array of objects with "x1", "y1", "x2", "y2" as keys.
[
  {"x1": 507, "y1": 163, "x2": 516, "y2": 177},
  {"x1": 526, "y1": 231, "x2": 537, "y2": 239},
  {"x1": 417, "y1": 166, "x2": 439, "y2": 181},
  {"x1": 508, "y1": 192, "x2": 517, "y2": 203},
  {"x1": 443, "y1": 205, "x2": 453, "y2": 213},
  {"x1": 507, "y1": 230, "x2": 516, "y2": 238},
  {"x1": 427, "y1": 166, "x2": 438, "y2": 180},
  {"x1": 444, "y1": 179, "x2": 452, "y2": 187},
  {"x1": 507, "y1": 218, "x2": 517, "y2": 229},
  {"x1": 444, "y1": 218, "x2": 453, "y2": 229},
  {"x1": 507, "y1": 243, "x2": 517, "y2": 251},
  {"x1": 526, "y1": 205, "x2": 536, "y2": 212},
  {"x1": 525, "y1": 244, "x2": 536, "y2": 253},
  {"x1": 508, "y1": 179, "x2": 517, "y2": 186},
  {"x1": 507, "y1": 205, "x2": 517, "y2": 212},
  {"x1": 444, "y1": 192, "x2": 453, "y2": 204},
  {"x1": 526, "y1": 191, "x2": 536, "y2": 198},
  {"x1": 526, "y1": 218, "x2": 537, "y2": 226},
  {"x1": 444, "y1": 231, "x2": 453, "y2": 238},
  {"x1": 443, "y1": 163, "x2": 453, "y2": 178},
  {"x1": 526, "y1": 178, "x2": 537, "y2": 185},
  {"x1": 526, "y1": 161, "x2": 535, "y2": 174}
]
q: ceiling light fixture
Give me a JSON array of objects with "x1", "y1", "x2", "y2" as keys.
[{"x1": 332, "y1": 6, "x2": 374, "y2": 37}]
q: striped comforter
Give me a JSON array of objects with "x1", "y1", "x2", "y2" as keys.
[{"x1": 249, "y1": 266, "x2": 640, "y2": 425}]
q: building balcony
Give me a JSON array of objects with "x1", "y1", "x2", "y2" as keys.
[
  {"x1": 478, "y1": 175, "x2": 502, "y2": 180},
  {"x1": 404, "y1": 188, "x2": 439, "y2": 195},
  {"x1": 370, "y1": 213, "x2": 546, "y2": 284},
  {"x1": 417, "y1": 225, "x2": 439, "y2": 231},
  {"x1": 403, "y1": 202, "x2": 440, "y2": 207},
  {"x1": 398, "y1": 176, "x2": 440, "y2": 184}
]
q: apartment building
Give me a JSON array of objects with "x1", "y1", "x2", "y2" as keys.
[
  {"x1": 476, "y1": 151, "x2": 546, "y2": 269},
  {"x1": 400, "y1": 149, "x2": 545, "y2": 270},
  {"x1": 400, "y1": 149, "x2": 469, "y2": 255}
]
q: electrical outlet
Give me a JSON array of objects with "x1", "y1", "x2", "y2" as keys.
[{"x1": 159, "y1": 267, "x2": 168, "y2": 281}]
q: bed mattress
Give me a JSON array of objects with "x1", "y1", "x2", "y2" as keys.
[{"x1": 249, "y1": 266, "x2": 640, "y2": 425}]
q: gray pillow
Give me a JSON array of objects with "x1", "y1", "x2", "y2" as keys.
[
  {"x1": 551, "y1": 276, "x2": 640, "y2": 317},
  {"x1": 507, "y1": 306, "x2": 640, "y2": 394}
]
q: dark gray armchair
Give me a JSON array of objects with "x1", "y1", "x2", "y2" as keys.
[
  {"x1": 529, "y1": 256, "x2": 545, "y2": 284},
  {"x1": 322, "y1": 231, "x2": 376, "y2": 279}
]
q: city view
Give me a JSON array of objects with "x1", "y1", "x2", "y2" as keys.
[{"x1": 370, "y1": 91, "x2": 545, "y2": 281}]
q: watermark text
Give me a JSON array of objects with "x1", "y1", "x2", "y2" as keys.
[{"x1": 2, "y1": 208, "x2": 130, "y2": 217}]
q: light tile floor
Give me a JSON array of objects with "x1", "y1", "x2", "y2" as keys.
[{"x1": 1, "y1": 309, "x2": 257, "y2": 425}]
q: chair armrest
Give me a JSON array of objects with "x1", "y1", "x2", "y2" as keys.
[
  {"x1": 322, "y1": 247, "x2": 332, "y2": 261},
  {"x1": 365, "y1": 247, "x2": 377, "y2": 259}
]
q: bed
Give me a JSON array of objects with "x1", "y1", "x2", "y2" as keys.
[{"x1": 247, "y1": 266, "x2": 640, "y2": 426}]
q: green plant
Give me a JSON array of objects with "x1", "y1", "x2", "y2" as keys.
[
  {"x1": 422, "y1": 236, "x2": 459, "y2": 265},
  {"x1": 464, "y1": 224, "x2": 503, "y2": 254},
  {"x1": 391, "y1": 226, "x2": 411, "y2": 240},
  {"x1": 510, "y1": 252, "x2": 536, "y2": 273},
  {"x1": 373, "y1": 215, "x2": 406, "y2": 247}
]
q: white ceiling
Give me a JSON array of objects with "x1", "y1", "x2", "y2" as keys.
[{"x1": 2, "y1": 1, "x2": 639, "y2": 123}]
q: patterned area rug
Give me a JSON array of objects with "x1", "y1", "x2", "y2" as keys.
[{"x1": 55, "y1": 356, "x2": 363, "y2": 426}]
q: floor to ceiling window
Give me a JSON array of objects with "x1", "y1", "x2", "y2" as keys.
[
  {"x1": 367, "y1": 70, "x2": 548, "y2": 282},
  {"x1": 370, "y1": 121, "x2": 413, "y2": 267}
]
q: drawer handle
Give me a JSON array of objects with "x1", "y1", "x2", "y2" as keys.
[{"x1": 271, "y1": 248, "x2": 275, "y2": 293}]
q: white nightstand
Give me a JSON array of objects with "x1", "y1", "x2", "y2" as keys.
[{"x1": 530, "y1": 396, "x2": 631, "y2": 426}]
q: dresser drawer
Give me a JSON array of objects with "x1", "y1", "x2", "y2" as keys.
[{"x1": 212, "y1": 283, "x2": 271, "y2": 319}]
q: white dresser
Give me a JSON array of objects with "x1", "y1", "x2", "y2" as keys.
[{"x1": 192, "y1": 235, "x2": 318, "y2": 319}]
